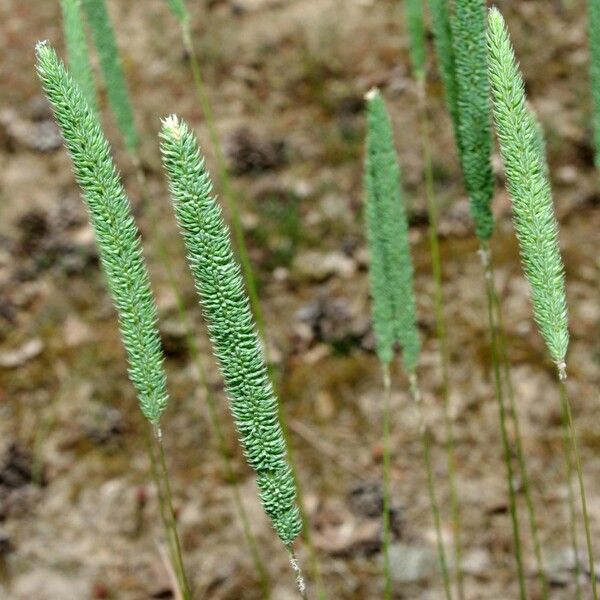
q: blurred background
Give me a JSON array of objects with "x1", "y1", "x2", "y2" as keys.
[{"x1": 0, "y1": 0, "x2": 598, "y2": 598}]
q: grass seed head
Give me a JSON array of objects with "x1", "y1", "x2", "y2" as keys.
[
  {"x1": 452, "y1": 0, "x2": 495, "y2": 241},
  {"x1": 166, "y1": 0, "x2": 189, "y2": 23},
  {"x1": 428, "y1": 0, "x2": 460, "y2": 140},
  {"x1": 588, "y1": 0, "x2": 600, "y2": 168},
  {"x1": 487, "y1": 7, "x2": 569, "y2": 365},
  {"x1": 160, "y1": 116, "x2": 302, "y2": 545},
  {"x1": 406, "y1": 0, "x2": 427, "y2": 80},
  {"x1": 36, "y1": 42, "x2": 169, "y2": 424},
  {"x1": 364, "y1": 89, "x2": 420, "y2": 373}
]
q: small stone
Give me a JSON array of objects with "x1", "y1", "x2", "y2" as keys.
[
  {"x1": 0, "y1": 338, "x2": 43, "y2": 368},
  {"x1": 273, "y1": 266, "x2": 289, "y2": 282},
  {"x1": 462, "y1": 548, "x2": 492, "y2": 576},
  {"x1": 63, "y1": 316, "x2": 92, "y2": 347},
  {"x1": 0, "y1": 108, "x2": 61, "y2": 153},
  {"x1": 348, "y1": 481, "x2": 383, "y2": 518},
  {"x1": 12, "y1": 569, "x2": 89, "y2": 598},
  {"x1": 0, "y1": 531, "x2": 13, "y2": 555},
  {"x1": 544, "y1": 546, "x2": 580, "y2": 586},
  {"x1": 226, "y1": 127, "x2": 287, "y2": 174},
  {"x1": 388, "y1": 543, "x2": 439, "y2": 584},
  {"x1": 293, "y1": 251, "x2": 357, "y2": 282},
  {"x1": 556, "y1": 164, "x2": 578, "y2": 185}
]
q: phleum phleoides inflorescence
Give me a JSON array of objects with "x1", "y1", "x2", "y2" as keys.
[
  {"x1": 36, "y1": 41, "x2": 168, "y2": 425},
  {"x1": 364, "y1": 89, "x2": 453, "y2": 600},
  {"x1": 160, "y1": 115, "x2": 303, "y2": 548},
  {"x1": 487, "y1": 8, "x2": 569, "y2": 369},
  {"x1": 428, "y1": 0, "x2": 460, "y2": 142},
  {"x1": 488, "y1": 10, "x2": 598, "y2": 599},
  {"x1": 588, "y1": 0, "x2": 600, "y2": 168},
  {"x1": 452, "y1": 0, "x2": 495, "y2": 242},
  {"x1": 364, "y1": 89, "x2": 420, "y2": 372}
]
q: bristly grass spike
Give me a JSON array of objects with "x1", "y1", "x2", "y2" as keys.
[
  {"x1": 487, "y1": 7, "x2": 569, "y2": 367},
  {"x1": 160, "y1": 114, "x2": 303, "y2": 548},
  {"x1": 36, "y1": 41, "x2": 168, "y2": 424}
]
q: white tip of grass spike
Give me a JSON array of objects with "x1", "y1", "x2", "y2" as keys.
[
  {"x1": 365, "y1": 87, "x2": 380, "y2": 101},
  {"x1": 161, "y1": 114, "x2": 183, "y2": 138}
]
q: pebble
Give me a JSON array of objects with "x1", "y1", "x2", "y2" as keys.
[
  {"x1": 388, "y1": 543, "x2": 439, "y2": 584},
  {"x1": 0, "y1": 338, "x2": 43, "y2": 368},
  {"x1": 293, "y1": 250, "x2": 357, "y2": 281}
]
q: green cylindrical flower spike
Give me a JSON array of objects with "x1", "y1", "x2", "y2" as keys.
[
  {"x1": 428, "y1": 0, "x2": 460, "y2": 139},
  {"x1": 60, "y1": 0, "x2": 97, "y2": 113},
  {"x1": 452, "y1": 0, "x2": 495, "y2": 241},
  {"x1": 406, "y1": 0, "x2": 427, "y2": 80},
  {"x1": 159, "y1": 116, "x2": 302, "y2": 546},
  {"x1": 82, "y1": 0, "x2": 139, "y2": 153},
  {"x1": 364, "y1": 89, "x2": 421, "y2": 373},
  {"x1": 588, "y1": 0, "x2": 600, "y2": 168},
  {"x1": 487, "y1": 8, "x2": 569, "y2": 366},
  {"x1": 36, "y1": 42, "x2": 168, "y2": 424},
  {"x1": 166, "y1": 0, "x2": 189, "y2": 23}
]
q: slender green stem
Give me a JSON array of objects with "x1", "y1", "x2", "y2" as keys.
[
  {"x1": 133, "y1": 159, "x2": 271, "y2": 597},
  {"x1": 409, "y1": 373, "x2": 453, "y2": 600},
  {"x1": 287, "y1": 544, "x2": 309, "y2": 600},
  {"x1": 481, "y1": 244, "x2": 526, "y2": 600},
  {"x1": 557, "y1": 382, "x2": 583, "y2": 599},
  {"x1": 178, "y1": 22, "x2": 325, "y2": 597},
  {"x1": 484, "y1": 245, "x2": 548, "y2": 598},
  {"x1": 143, "y1": 423, "x2": 180, "y2": 564},
  {"x1": 558, "y1": 373, "x2": 597, "y2": 599},
  {"x1": 152, "y1": 426, "x2": 192, "y2": 600},
  {"x1": 381, "y1": 363, "x2": 393, "y2": 600},
  {"x1": 416, "y1": 77, "x2": 464, "y2": 600}
]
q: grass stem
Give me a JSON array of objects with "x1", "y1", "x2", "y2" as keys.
[
  {"x1": 408, "y1": 373, "x2": 453, "y2": 600},
  {"x1": 480, "y1": 243, "x2": 526, "y2": 600},
  {"x1": 381, "y1": 362, "x2": 393, "y2": 599},
  {"x1": 143, "y1": 424, "x2": 179, "y2": 563},
  {"x1": 483, "y1": 243, "x2": 548, "y2": 597},
  {"x1": 282, "y1": 418, "x2": 327, "y2": 599},
  {"x1": 558, "y1": 373, "x2": 597, "y2": 599},
  {"x1": 416, "y1": 77, "x2": 463, "y2": 600},
  {"x1": 557, "y1": 383, "x2": 583, "y2": 599},
  {"x1": 287, "y1": 544, "x2": 309, "y2": 600},
  {"x1": 151, "y1": 426, "x2": 192, "y2": 600}
]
